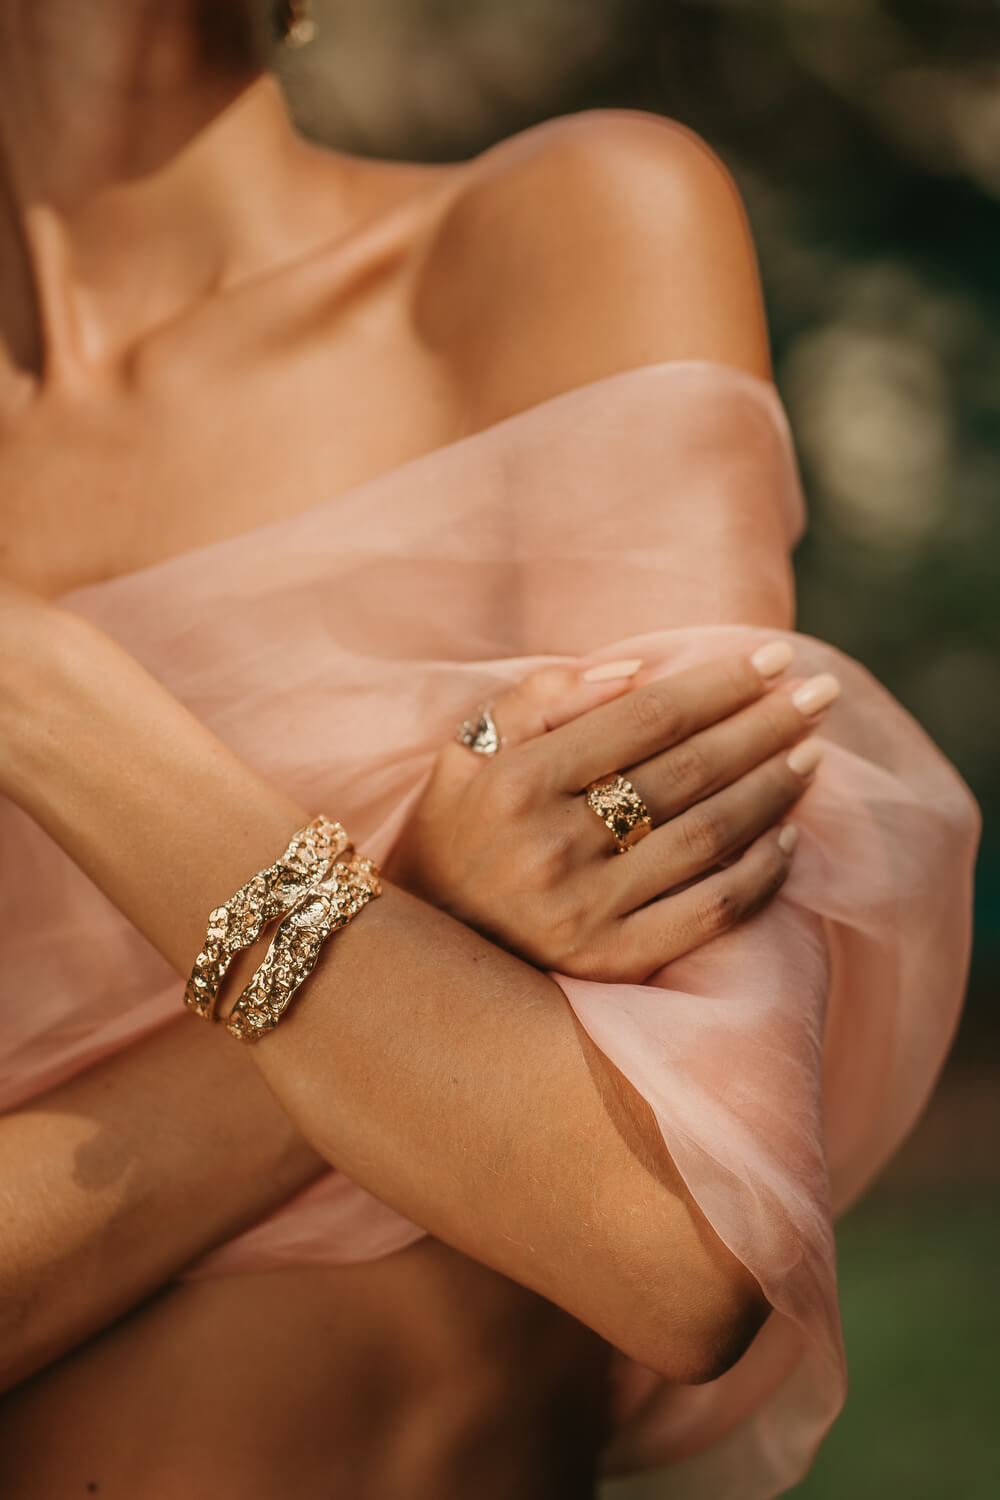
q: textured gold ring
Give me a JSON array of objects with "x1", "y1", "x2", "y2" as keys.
[{"x1": 584, "y1": 773, "x2": 653, "y2": 854}]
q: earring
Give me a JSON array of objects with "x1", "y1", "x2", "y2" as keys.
[{"x1": 274, "y1": 0, "x2": 318, "y2": 49}]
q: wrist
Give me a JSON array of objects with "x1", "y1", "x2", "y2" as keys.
[{"x1": 1, "y1": 603, "x2": 115, "y2": 804}]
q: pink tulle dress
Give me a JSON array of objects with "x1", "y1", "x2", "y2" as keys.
[{"x1": 0, "y1": 362, "x2": 979, "y2": 1497}]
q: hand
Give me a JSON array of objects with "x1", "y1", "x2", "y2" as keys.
[{"x1": 389, "y1": 645, "x2": 840, "y2": 981}]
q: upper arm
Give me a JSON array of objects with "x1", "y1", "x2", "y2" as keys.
[{"x1": 418, "y1": 108, "x2": 773, "y2": 428}]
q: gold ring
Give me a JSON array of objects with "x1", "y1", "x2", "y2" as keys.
[{"x1": 585, "y1": 773, "x2": 652, "y2": 853}]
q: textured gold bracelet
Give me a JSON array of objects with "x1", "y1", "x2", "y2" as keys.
[
  {"x1": 183, "y1": 815, "x2": 352, "y2": 1021},
  {"x1": 226, "y1": 851, "x2": 382, "y2": 1042}
]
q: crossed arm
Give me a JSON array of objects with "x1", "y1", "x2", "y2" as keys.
[
  {"x1": 0, "y1": 115, "x2": 782, "y2": 1391},
  {"x1": 1, "y1": 612, "x2": 792, "y2": 1393}
]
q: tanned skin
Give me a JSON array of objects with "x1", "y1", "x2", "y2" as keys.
[{"x1": 0, "y1": 4, "x2": 778, "y2": 1496}]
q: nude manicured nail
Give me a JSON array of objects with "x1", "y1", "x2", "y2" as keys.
[
  {"x1": 787, "y1": 738, "x2": 824, "y2": 778},
  {"x1": 791, "y1": 673, "x2": 841, "y2": 717},
  {"x1": 750, "y1": 640, "x2": 794, "y2": 679},
  {"x1": 582, "y1": 658, "x2": 643, "y2": 683},
  {"x1": 778, "y1": 823, "x2": 800, "y2": 855}
]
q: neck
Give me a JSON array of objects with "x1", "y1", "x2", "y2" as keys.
[{"x1": 0, "y1": 1, "x2": 352, "y2": 386}]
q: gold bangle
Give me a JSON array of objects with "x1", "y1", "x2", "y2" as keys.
[
  {"x1": 584, "y1": 773, "x2": 653, "y2": 853},
  {"x1": 225, "y1": 851, "x2": 382, "y2": 1042},
  {"x1": 183, "y1": 815, "x2": 352, "y2": 1021}
]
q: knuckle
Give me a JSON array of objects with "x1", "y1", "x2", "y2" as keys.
[
  {"x1": 512, "y1": 825, "x2": 584, "y2": 914},
  {"x1": 680, "y1": 807, "x2": 727, "y2": 864},
  {"x1": 665, "y1": 739, "x2": 710, "y2": 793},
  {"x1": 488, "y1": 761, "x2": 536, "y2": 817},
  {"x1": 560, "y1": 945, "x2": 600, "y2": 981},
  {"x1": 740, "y1": 757, "x2": 795, "y2": 823},
  {"x1": 521, "y1": 665, "x2": 579, "y2": 704},
  {"x1": 630, "y1": 684, "x2": 682, "y2": 739},
  {"x1": 544, "y1": 903, "x2": 596, "y2": 971},
  {"x1": 752, "y1": 845, "x2": 790, "y2": 903},
  {"x1": 534, "y1": 879, "x2": 623, "y2": 977},
  {"x1": 599, "y1": 927, "x2": 647, "y2": 984},
  {"x1": 724, "y1": 844, "x2": 788, "y2": 924},
  {"x1": 528, "y1": 822, "x2": 575, "y2": 886},
  {"x1": 565, "y1": 931, "x2": 620, "y2": 983},
  {"x1": 695, "y1": 882, "x2": 741, "y2": 936},
  {"x1": 757, "y1": 698, "x2": 795, "y2": 746},
  {"x1": 723, "y1": 654, "x2": 759, "y2": 701},
  {"x1": 515, "y1": 842, "x2": 552, "y2": 893}
]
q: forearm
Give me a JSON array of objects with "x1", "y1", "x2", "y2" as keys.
[
  {"x1": 0, "y1": 1014, "x2": 324, "y2": 1391},
  {"x1": 5, "y1": 612, "x2": 766, "y2": 1379}
]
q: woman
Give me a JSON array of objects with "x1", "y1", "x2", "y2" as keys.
[{"x1": 0, "y1": 3, "x2": 978, "y2": 1497}]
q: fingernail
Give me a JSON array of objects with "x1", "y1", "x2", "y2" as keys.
[
  {"x1": 582, "y1": 658, "x2": 643, "y2": 683},
  {"x1": 750, "y1": 640, "x2": 794, "y2": 679},
  {"x1": 778, "y1": 823, "x2": 800, "y2": 855},
  {"x1": 787, "y1": 738, "x2": 824, "y2": 777},
  {"x1": 791, "y1": 673, "x2": 841, "y2": 716}
]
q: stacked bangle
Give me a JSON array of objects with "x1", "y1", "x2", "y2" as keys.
[
  {"x1": 225, "y1": 852, "x2": 382, "y2": 1042},
  {"x1": 183, "y1": 815, "x2": 363, "y2": 1028}
]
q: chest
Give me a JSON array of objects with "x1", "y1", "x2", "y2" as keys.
[{"x1": 0, "y1": 293, "x2": 463, "y2": 599}]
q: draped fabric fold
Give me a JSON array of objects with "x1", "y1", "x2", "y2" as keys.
[{"x1": 0, "y1": 362, "x2": 978, "y2": 1496}]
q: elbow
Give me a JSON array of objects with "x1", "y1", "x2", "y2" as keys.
[
  {"x1": 0, "y1": 1288, "x2": 74, "y2": 1396},
  {"x1": 0, "y1": 1320, "x2": 32, "y2": 1398},
  {"x1": 679, "y1": 1272, "x2": 772, "y2": 1385},
  {"x1": 610, "y1": 1257, "x2": 772, "y2": 1387}
]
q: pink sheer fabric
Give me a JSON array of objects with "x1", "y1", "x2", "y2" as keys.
[{"x1": 0, "y1": 362, "x2": 978, "y2": 1496}]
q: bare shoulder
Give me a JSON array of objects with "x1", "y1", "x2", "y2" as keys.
[{"x1": 415, "y1": 109, "x2": 772, "y2": 426}]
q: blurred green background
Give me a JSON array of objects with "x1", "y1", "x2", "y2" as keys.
[{"x1": 274, "y1": 2, "x2": 998, "y2": 1493}]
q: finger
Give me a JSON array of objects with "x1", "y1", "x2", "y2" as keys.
[
  {"x1": 469, "y1": 659, "x2": 644, "y2": 754},
  {"x1": 615, "y1": 742, "x2": 819, "y2": 912},
  {"x1": 625, "y1": 672, "x2": 841, "y2": 825},
  {"x1": 617, "y1": 823, "x2": 796, "y2": 976},
  {"x1": 542, "y1": 642, "x2": 796, "y2": 793}
]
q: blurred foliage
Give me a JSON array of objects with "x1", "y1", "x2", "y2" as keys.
[
  {"x1": 608, "y1": 1190, "x2": 1000, "y2": 1499},
  {"x1": 275, "y1": 0, "x2": 1000, "y2": 1023},
  {"x1": 786, "y1": 1192, "x2": 999, "y2": 1499}
]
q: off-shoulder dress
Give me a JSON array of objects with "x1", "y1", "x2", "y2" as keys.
[{"x1": 0, "y1": 361, "x2": 978, "y2": 1498}]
